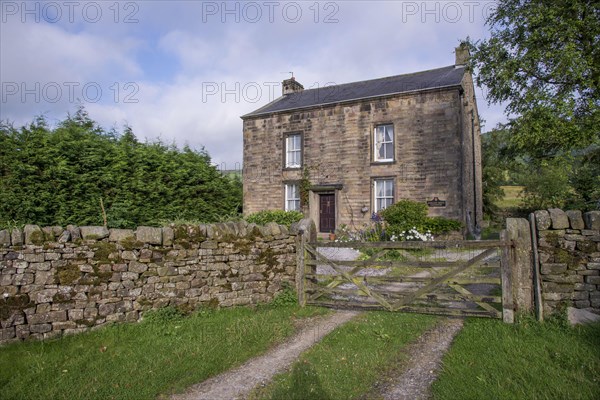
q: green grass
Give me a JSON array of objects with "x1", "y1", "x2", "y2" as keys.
[
  {"x1": 495, "y1": 185, "x2": 525, "y2": 209},
  {"x1": 0, "y1": 305, "x2": 327, "y2": 400},
  {"x1": 249, "y1": 312, "x2": 438, "y2": 400},
  {"x1": 357, "y1": 248, "x2": 435, "y2": 263},
  {"x1": 386, "y1": 265, "x2": 430, "y2": 278},
  {"x1": 431, "y1": 316, "x2": 600, "y2": 400}
]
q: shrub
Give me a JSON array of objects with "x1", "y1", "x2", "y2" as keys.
[
  {"x1": 334, "y1": 214, "x2": 387, "y2": 243},
  {"x1": 422, "y1": 216, "x2": 462, "y2": 235},
  {"x1": 245, "y1": 210, "x2": 303, "y2": 227},
  {"x1": 379, "y1": 200, "x2": 462, "y2": 237},
  {"x1": 379, "y1": 200, "x2": 428, "y2": 233},
  {"x1": 0, "y1": 110, "x2": 243, "y2": 229}
]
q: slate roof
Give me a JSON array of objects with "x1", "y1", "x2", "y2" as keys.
[{"x1": 242, "y1": 65, "x2": 466, "y2": 118}]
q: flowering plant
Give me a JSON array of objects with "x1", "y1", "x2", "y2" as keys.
[
  {"x1": 392, "y1": 227, "x2": 434, "y2": 242},
  {"x1": 334, "y1": 224, "x2": 362, "y2": 242},
  {"x1": 334, "y1": 216, "x2": 387, "y2": 243}
]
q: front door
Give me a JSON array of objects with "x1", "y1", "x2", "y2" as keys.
[{"x1": 319, "y1": 194, "x2": 335, "y2": 233}]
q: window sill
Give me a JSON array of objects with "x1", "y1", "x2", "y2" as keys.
[{"x1": 370, "y1": 160, "x2": 396, "y2": 166}]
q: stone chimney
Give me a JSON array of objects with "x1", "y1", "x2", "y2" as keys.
[
  {"x1": 282, "y1": 76, "x2": 304, "y2": 95},
  {"x1": 455, "y1": 44, "x2": 470, "y2": 66}
]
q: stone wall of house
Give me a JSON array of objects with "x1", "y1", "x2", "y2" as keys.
[
  {"x1": 534, "y1": 209, "x2": 600, "y2": 315},
  {"x1": 243, "y1": 84, "x2": 481, "y2": 233},
  {"x1": 459, "y1": 71, "x2": 483, "y2": 232},
  {"x1": 0, "y1": 221, "x2": 298, "y2": 344}
]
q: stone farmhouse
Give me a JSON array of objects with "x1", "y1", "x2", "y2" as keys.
[{"x1": 241, "y1": 46, "x2": 483, "y2": 236}]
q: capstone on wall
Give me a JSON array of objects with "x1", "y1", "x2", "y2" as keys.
[{"x1": 0, "y1": 222, "x2": 298, "y2": 344}]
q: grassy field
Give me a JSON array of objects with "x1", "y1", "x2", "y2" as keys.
[
  {"x1": 495, "y1": 185, "x2": 525, "y2": 209},
  {"x1": 249, "y1": 312, "x2": 438, "y2": 400},
  {"x1": 0, "y1": 305, "x2": 327, "y2": 400},
  {"x1": 431, "y1": 316, "x2": 600, "y2": 400},
  {"x1": 483, "y1": 184, "x2": 528, "y2": 237}
]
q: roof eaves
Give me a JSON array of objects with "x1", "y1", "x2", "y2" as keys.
[{"x1": 240, "y1": 95, "x2": 287, "y2": 119}]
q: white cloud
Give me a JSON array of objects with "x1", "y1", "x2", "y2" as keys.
[
  {"x1": 1, "y1": 20, "x2": 141, "y2": 83},
  {"x1": 1, "y1": 1, "x2": 507, "y2": 167},
  {"x1": 0, "y1": 19, "x2": 142, "y2": 124}
]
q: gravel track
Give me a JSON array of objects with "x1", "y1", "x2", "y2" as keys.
[
  {"x1": 169, "y1": 310, "x2": 358, "y2": 400},
  {"x1": 170, "y1": 246, "x2": 471, "y2": 400},
  {"x1": 381, "y1": 318, "x2": 464, "y2": 400}
]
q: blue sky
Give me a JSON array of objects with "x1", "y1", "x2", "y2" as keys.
[{"x1": 1, "y1": 0, "x2": 505, "y2": 168}]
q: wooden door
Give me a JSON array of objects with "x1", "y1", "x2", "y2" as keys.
[{"x1": 319, "y1": 194, "x2": 335, "y2": 233}]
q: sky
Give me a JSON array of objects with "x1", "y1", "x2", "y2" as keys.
[{"x1": 0, "y1": 0, "x2": 506, "y2": 169}]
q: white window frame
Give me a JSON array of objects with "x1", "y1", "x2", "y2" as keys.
[
  {"x1": 374, "y1": 124, "x2": 394, "y2": 162},
  {"x1": 285, "y1": 183, "x2": 301, "y2": 211},
  {"x1": 285, "y1": 133, "x2": 302, "y2": 168},
  {"x1": 373, "y1": 178, "x2": 394, "y2": 212}
]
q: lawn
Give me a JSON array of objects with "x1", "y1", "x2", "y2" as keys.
[
  {"x1": 495, "y1": 185, "x2": 525, "y2": 209},
  {"x1": 249, "y1": 312, "x2": 438, "y2": 400},
  {"x1": 5, "y1": 304, "x2": 597, "y2": 400},
  {"x1": 0, "y1": 305, "x2": 327, "y2": 400},
  {"x1": 431, "y1": 316, "x2": 600, "y2": 399}
]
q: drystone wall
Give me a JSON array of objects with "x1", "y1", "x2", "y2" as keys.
[
  {"x1": 0, "y1": 221, "x2": 298, "y2": 344},
  {"x1": 534, "y1": 209, "x2": 600, "y2": 315}
]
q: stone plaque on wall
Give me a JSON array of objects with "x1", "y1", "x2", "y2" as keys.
[{"x1": 427, "y1": 197, "x2": 446, "y2": 207}]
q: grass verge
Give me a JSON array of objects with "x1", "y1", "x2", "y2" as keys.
[
  {"x1": 249, "y1": 312, "x2": 438, "y2": 400},
  {"x1": 0, "y1": 305, "x2": 327, "y2": 400},
  {"x1": 431, "y1": 316, "x2": 600, "y2": 399}
]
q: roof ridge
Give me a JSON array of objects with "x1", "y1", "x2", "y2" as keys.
[{"x1": 294, "y1": 64, "x2": 459, "y2": 95}]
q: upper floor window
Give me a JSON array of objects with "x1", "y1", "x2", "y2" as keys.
[
  {"x1": 285, "y1": 183, "x2": 301, "y2": 211},
  {"x1": 285, "y1": 133, "x2": 302, "y2": 168},
  {"x1": 374, "y1": 178, "x2": 394, "y2": 212},
  {"x1": 374, "y1": 124, "x2": 394, "y2": 162}
]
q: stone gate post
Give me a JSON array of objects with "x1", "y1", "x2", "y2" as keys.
[
  {"x1": 506, "y1": 218, "x2": 534, "y2": 313},
  {"x1": 294, "y1": 218, "x2": 317, "y2": 306}
]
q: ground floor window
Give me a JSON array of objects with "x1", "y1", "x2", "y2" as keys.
[
  {"x1": 374, "y1": 178, "x2": 394, "y2": 212},
  {"x1": 285, "y1": 183, "x2": 300, "y2": 211}
]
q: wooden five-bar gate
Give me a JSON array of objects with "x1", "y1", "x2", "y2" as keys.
[{"x1": 297, "y1": 232, "x2": 515, "y2": 322}]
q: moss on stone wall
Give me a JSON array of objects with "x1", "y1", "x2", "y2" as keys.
[
  {"x1": 91, "y1": 242, "x2": 118, "y2": 263},
  {"x1": 56, "y1": 264, "x2": 82, "y2": 285},
  {"x1": 554, "y1": 248, "x2": 583, "y2": 269},
  {"x1": 75, "y1": 317, "x2": 98, "y2": 327},
  {"x1": 247, "y1": 226, "x2": 263, "y2": 240},
  {"x1": 257, "y1": 248, "x2": 278, "y2": 268},
  {"x1": 91, "y1": 265, "x2": 113, "y2": 285},
  {"x1": 173, "y1": 225, "x2": 205, "y2": 249},
  {"x1": 232, "y1": 238, "x2": 252, "y2": 255},
  {"x1": 1, "y1": 221, "x2": 297, "y2": 344},
  {"x1": 120, "y1": 237, "x2": 144, "y2": 250},
  {"x1": 0, "y1": 294, "x2": 33, "y2": 320},
  {"x1": 29, "y1": 230, "x2": 50, "y2": 246},
  {"x1": 52, "y1": 291, "x2": 75, "y2": 304}
]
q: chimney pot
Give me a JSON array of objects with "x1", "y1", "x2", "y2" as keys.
[
  {"x1": 455, "y1": 44, "x2": 470, "y2": 66},
  {"x1": 282, "y1": 77, "x2": 304, "y2": 95}
]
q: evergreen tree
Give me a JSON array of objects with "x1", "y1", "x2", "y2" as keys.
[{"x1": 0, "y1": 109, "x2": 242, "y2": 228}]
